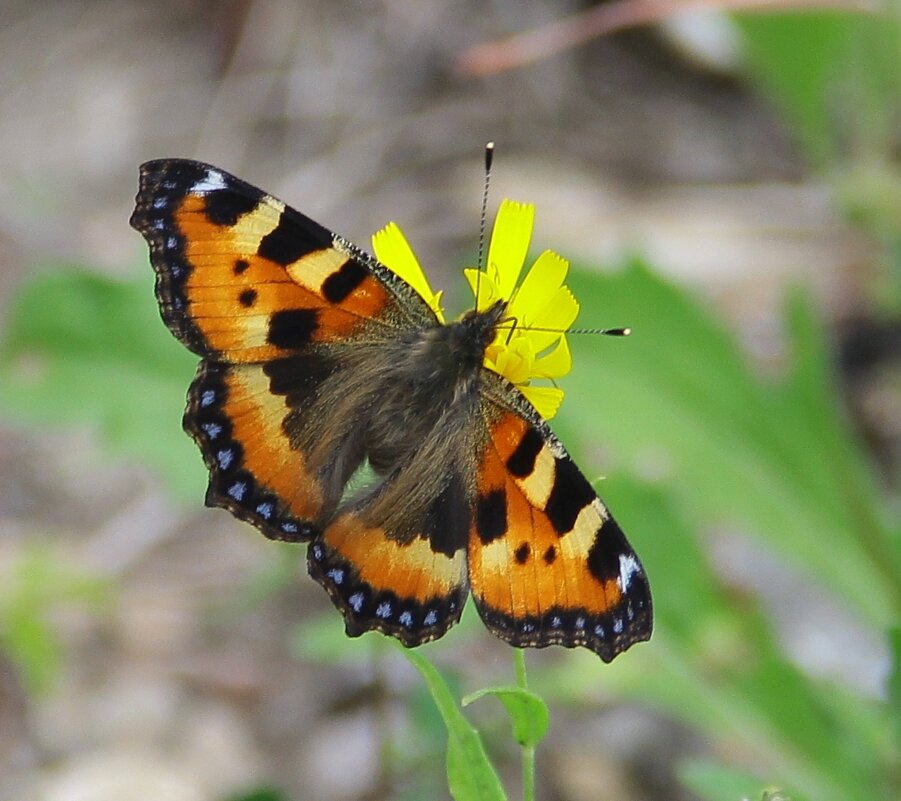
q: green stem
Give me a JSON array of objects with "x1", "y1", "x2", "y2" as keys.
[{"x1": 514, "y1": 648, "x2": 536, "y2": 801}]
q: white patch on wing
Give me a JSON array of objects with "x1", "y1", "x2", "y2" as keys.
[
  {"x1": 618, "y1": 553, "x2": 641, "y2": 592},
  {"x1": 192, "y1": 169, "x2": 228, "y2": 193}
]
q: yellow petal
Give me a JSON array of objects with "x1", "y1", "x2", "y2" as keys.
[
  {"x1": 521, "y1": 286, "x2": 579, "y2": 352},
  {"x1": 486, "y1": 200, "x2": 534, "y2": 297},
  {"x1": 532, "y1": 335, "x2": 572, "y2": 379},
  {"x1": 510, "y1": 250, "x2": 569, "y2": 320},
  {"x1": 520, "y1": 385, "x2": 564, "y2": 420},
  {"x1": 464, "y1": 268, "x2": 501, "y2": 311},
  {"x1": 372, "y1": 222, "x2": 444, "y2": 322},
  {"x1": 531, "y1": 285, "x2": 579, "y2": 328},
  {"x1": 493, "y1": 336, "x2": 534, "y2": 385}
]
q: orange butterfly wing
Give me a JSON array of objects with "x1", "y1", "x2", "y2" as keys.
[
  {"x1": 307, "y1": 476, "x2": 470, "y2": 646},
  {"x1": 131, "y1": 160, "x2": 432, "y2": 539},
  {"x1": 131, "y1": 160, "x2": 469, "y2": 642},
  {"x1": 469, "y1": 378, "x2": 652, "y2": 661}
]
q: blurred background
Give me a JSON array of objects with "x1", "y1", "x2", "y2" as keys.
[{"x1": 0, "y1": 1, "x2": 898, "y2": 800}]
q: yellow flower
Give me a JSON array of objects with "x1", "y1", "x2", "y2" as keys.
[
  {"x1": 372, "y1": 222, "x2": 445, "y2": 323},
  {"x1": 464, "y1": 200, "x2": 578, "y2": 419},
  {"x1": 372, "y1": 199, "x2": 578, "y2": 420}
]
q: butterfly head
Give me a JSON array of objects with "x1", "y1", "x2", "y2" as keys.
[
  {"x1": 457, "y1": 298, "x2": 508, "y2": 346},
  {"x1": 429, "y1": 299, "x2": 508, "y2": 381},
  {"x1": 375, "y1": 201, "x2": 578, "y2": 420}
]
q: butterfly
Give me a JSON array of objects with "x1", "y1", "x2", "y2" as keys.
[{"x1": 130, "y1": 159, "x2": 652, "y2": 662}]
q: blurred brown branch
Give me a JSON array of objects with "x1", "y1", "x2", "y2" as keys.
[{"x1": 455, "y1": 0, "x2": 882, "y2": 77}]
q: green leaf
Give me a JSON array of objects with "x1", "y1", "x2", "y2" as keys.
[
  {"x1": 0, "y1": 266, "x2": 203, "y2": 501},
  {"x1": 462, "y1": 685, "x2": 549, "y2": 748},
  {"x1": 399, "y1": 645, "x2": 506, "y2": 801}
]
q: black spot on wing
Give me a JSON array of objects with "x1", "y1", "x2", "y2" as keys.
[
  {"x1": 257, "y1": 211, "x2": 332, "y2": 266},
  {"x1": 239, "y1": 289, "x2": 257, "y2": 307},
  {"x1": 263, "y1": 352, "x2": 336, "y2": 409},
  {"x1": 506, "y1": 427, "x2": 543, "y2": 478},
  {"x1": 233, "y1": 259, "x2": 250, "y2": 275},
  {"x1": 586, "y1": 514, "x2": 630, "y2": 583},
  {"x1": 322, "y1": 259, "x2": 369, "y2": 303},
  {"x1": 423, "y1": 474, "x2": 468, "y2": 559},
  {"x1": 545, "y1": 457, "x2": 595, "y2": 535},
  {"x1": 267, "y1": 308, "x2": 319, "y2": 350},
  {"x1": 204, "y1": 189, "x2": 260, "y2": 226},
  {"x1": 543, "y1": 545, "x2": 556, "y2": 564},
  {"x1": 514, "y1": 542, "x2": 530, "y2": 564},
  {"x1": 475, "y1": 489, "x2": 507, "y2": 544}
]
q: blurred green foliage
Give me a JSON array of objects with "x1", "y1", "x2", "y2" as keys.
[
  {"x1": 734, "y1": 8, "x2": 901, "y2": 316},
  {"x1": 223, "y1": 787, "x2": 291, "y2": 801},
  {"x1": 0, "y1": 547, "x2": 108, "y2": 695},
  {"x1": 0, "y1": 267, "x2": 202, "y2": 502},
  {"x1": 734, "y1": 11, "x2": 898, "y2": 169}
]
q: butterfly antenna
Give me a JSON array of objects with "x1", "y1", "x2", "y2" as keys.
[
  {"x1": 496, "y1": 324, "x2": 632, "y2": 337},
  {"x1": 475, "y1": 141, "x2": 494, "y2": 310}
]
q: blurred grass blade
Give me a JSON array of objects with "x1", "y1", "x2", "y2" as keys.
[
  {"x1": 734, "y1": 11, "x2": 900, "y2": 169},
  {"x1": 678, "y1": 759, "x2": 803, "y2": 801},
  {"x1": 0, "y1": 547, "x2": 108, "y2": 695}
]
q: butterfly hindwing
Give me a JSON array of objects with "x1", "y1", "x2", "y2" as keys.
[
  {"x1": 308, "y1": 401, "x2": 481, "y2": 644},
  {"x1": 184, "y1": 359, "x2": 334, "y2": 541},
  {"x1": 469, "y1": 376, "x2": 652, "y2": 662},
  {"x1": 308, "y1": 475, "x2": 470, "y2": 646}
]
